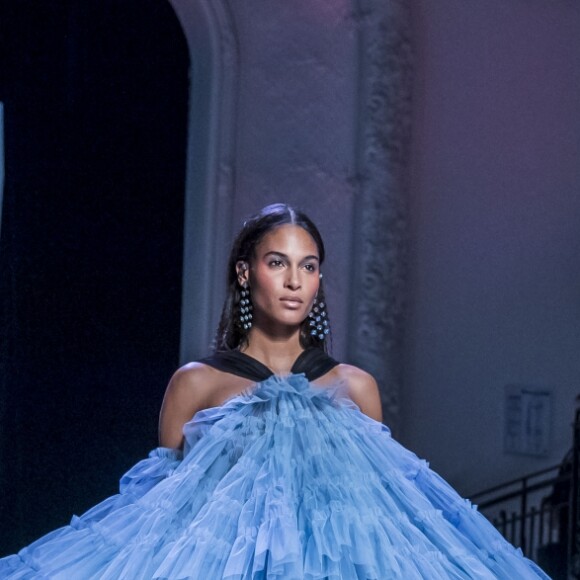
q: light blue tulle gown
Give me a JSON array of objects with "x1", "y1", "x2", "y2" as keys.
[{"x1": 0, "y1": 348, "x2": 550, "y2": 579}]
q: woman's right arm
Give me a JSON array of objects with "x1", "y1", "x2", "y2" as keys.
[{"x1": 158, "y1": 363, "x2": 211, "y2": 449}]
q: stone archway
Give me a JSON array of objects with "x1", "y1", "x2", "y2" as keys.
[{"x1": 167, "y1": 0, "x2": 239, "y2": 362}]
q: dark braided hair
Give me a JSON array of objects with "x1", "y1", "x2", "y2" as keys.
[{"x1": 214, "y1": 203, "x2": 330, "y2": 353}]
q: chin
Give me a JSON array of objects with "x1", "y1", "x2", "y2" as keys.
[
  {"x1": 272, "y1": 312, "x2": 306, "y2": 328},
  {"x1": 281, "y1": 316, "x2": 306, "y2": 328}
]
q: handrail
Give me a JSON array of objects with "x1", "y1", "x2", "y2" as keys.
[
  {"x1": 467, "y1": 397, "x2": 579, "y2": 578},
  {"x1": 470, "y1": 463, "x2": 562, "y2": 500},
  {"x1": 474, "y1": 473, "x2": 571, "y2": 509}
]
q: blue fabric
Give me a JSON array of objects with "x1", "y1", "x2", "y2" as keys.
[{"x1": 1, "y1": 374, "x2": 549, "y2": 579}]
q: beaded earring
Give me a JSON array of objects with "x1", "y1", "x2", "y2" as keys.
[
  {"x1": 238, "y1": 286, "x2": 253, "y2": 331},
  {"x1": 308, "y1": 297, "x2": 330, "y2": 340}
]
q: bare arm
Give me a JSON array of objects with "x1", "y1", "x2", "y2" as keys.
[
  {"x1": 158, "y1": 363, "x2": 210, "y2": 449},
  {"x1": 340, "y1": 365, "x2": 383, "y2": 423}
]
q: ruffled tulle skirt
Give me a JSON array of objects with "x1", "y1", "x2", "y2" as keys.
[{"x1": 0, "y1": 374, "x2": 549, "y2": 579}]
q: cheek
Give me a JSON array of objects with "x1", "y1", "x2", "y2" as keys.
[
  {"x1": 305, "y1": 280, "x2": 320, "y2": 304},
  {"x1": 261, "y1": 281, "x2": 279, "y2": 304},
  {"x1": 309, "y1": 276, "x2": 321, "y2": 294},
  {"x1": 250, "y1": 270, "x2": 278, "y2": 303}
]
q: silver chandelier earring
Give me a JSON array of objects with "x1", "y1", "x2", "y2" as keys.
[
  {"x1": 238, "y1": 285, "x2": 253, "y2": 331},
  {"x1": 308, "y1": 297, "x2": 329, "y2": 340}
]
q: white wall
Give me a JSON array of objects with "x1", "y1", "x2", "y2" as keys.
[
  {"x1": 179, "y1": 0, "x2": 580, "y2": 496},
  {"x1": 403, "y1": 0, "x2": 580, "y2": 494}
]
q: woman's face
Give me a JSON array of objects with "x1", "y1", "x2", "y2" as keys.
[{"x1": 239, "y1": 224, "x2": 321, "y2": 332}]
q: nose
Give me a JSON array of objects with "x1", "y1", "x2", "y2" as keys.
[{"x1": 285, "y1": 266, "x2": 301, "y2": 290}]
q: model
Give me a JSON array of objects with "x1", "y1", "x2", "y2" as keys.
[{"x1": 0, "y1": 203, "x2": 549, "y2": 579}]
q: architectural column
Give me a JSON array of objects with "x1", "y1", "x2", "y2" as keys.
[{"x1": 348, "y1": 0, "x2": 414, "y2": 434}]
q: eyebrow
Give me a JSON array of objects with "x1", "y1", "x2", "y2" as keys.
[{"x1": 263, "y1": 251, "x2": 319, "y2": 262}]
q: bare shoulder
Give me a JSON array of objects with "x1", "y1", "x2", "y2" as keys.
[
  {"x1": 167, "y1": 361, "x2": 214, "y2": 392},
  {"x1": 163, "y1": 362, "x2": 217, "y2": 407},
  {"x1": 333, "y1": 363, "x2": 375, "y2": 385},
  {"x1": 158, "y1": 362, "x2": 217, "y2": 448},
  {"x1": 333, "y1": 364, "x2": 383, "y2": 423}
]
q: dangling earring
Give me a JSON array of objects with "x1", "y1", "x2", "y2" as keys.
[
  {"x1": 238, "y1": 285, "x2": 253, "y2": 331},
  {"x1": 308, "y1": 297, "x2": 330, "y2": 340}
]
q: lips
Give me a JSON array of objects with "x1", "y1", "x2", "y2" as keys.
[{"x1": 280, "y1": 297, "x2": 303, "y2": 305}]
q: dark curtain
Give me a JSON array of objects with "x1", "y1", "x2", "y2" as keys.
[{"x1": 0, "y1": 1, "x2": 189, "y2": 554}]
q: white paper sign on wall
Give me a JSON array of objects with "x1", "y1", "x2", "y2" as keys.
[{"x1": 504, "y1": 385, "x2": 551, "y2": 457}]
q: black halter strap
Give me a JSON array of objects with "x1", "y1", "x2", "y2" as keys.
[{"x1": 198, "y1": 347, "x2": 339, "y2": 382}]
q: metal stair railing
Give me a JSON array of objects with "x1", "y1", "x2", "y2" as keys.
[{"x1": 469, "y1": 398, "x2": 580, "y2": 580}]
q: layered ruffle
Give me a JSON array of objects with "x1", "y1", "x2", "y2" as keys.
[{"x1": 0, "y1": 374, "x2": 549, "y2": 579}]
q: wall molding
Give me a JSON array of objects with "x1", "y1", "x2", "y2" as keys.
[{"x1": 348, "y1": 0, "x2": 413, "y2": 434}]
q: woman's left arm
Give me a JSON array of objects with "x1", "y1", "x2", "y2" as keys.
[{"x1": 341, "y1": 365, "x2": 383, "y2": 423}]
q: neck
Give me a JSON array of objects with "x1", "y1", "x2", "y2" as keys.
[{"x1": 241, "y1": 325, "x2": 304, "y2": 375}]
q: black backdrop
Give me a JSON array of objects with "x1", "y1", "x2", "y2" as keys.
[{"x1": 0, "y1": 2, "x2": 189, "y2": 554}]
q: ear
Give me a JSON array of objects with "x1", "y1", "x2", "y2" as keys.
[{"x1": 235, "y1": 260, "x2": 250, "y2": 287}]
